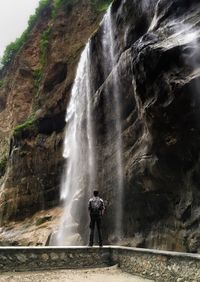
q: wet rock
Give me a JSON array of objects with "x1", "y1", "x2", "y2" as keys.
[{"x1": 78, "y1": 0, "x2": 200, "y2": 250}]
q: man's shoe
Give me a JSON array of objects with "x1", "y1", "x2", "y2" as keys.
[
  {"x1": 88, "y1": 243, "x2": 93, "y2": 247},
  {"x1": 99, "y1": 243, "x2": 103, "y2": 247}
]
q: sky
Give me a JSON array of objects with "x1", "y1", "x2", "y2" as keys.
[{"x1": 0, "y1": 0, "x2": 40, "y2": 57}]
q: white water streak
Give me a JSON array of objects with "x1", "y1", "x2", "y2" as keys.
[
  {"x1": 56, "y1": 41, "x2": 95, "y2": 245},
  {"x1": 102, "y1": 7, "x2": 124, "y2": 239},
  {"x1": 55, "y1": 6, "x2": 125, "y2": 245}
]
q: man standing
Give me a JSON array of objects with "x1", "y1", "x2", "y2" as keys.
[{"x1": 88, "y1": 190, "x2": 105, "y2": 247}]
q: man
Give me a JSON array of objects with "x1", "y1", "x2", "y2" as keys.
[{"x1": 88, "y1": 190, "x2": 105, "y2": 247}]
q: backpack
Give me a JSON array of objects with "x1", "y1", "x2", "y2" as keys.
[{"x1": 90, "y1": 197, "x2": 103, "y2": 215}]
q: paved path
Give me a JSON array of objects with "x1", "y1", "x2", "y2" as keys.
[{"x1": 0, "y1": 266, "x2": 154, "y2": 282}]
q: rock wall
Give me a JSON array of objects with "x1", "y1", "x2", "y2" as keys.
[
  {"x1": 112, "y1": 246, "x2": 200, "y2": 281},
  {"x1": 82, "y1": 0, "x2": 200, "y2": 252},
  {"x1": 0, "y1": 247, "x2": 111, "y2": 272},
  {"x1": 0, "y1": 0, "x2": 106, "y2": 242},
  {"x1": 0, "y1": 246, "x2": 199, "y2": 282}
]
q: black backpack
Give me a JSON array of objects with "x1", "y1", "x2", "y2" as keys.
[{"x1": 90, "y1": 197, "x2": 102, "y2": 215}]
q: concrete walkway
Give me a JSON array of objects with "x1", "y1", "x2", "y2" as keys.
[{"x1": 0, "y1": 266, "x2": 154, "y2": 282}]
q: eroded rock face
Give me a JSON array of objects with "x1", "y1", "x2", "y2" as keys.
[
  {"x1": 0, "y1": 0, "x2": 105, "y2": 234},
  {"x1": 71, "y1": 0, "x2": 200, "y2": 252},
  {"x1": 97, "y1": 0, "x2": 200, "y2": 252}
]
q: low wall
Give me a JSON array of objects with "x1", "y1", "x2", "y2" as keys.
[
  {"x1": 0, "y1": 247, "x2": 111, "y2": 272},
  {"x1": 0, "y1": 246, "x2": 199, "y2": 281},
  {"x1": 110, "y1": 246, "x2": 200, "y2": 282}
]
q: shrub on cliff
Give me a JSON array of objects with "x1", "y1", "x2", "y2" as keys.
[
  {"x1": 13, "y1": 116, "x2": 37, "y2": 138},
  {"x1": 91, "y1": 0, "x2": 112, "y2": 12},
  {"x1": 40, "y1": 27, "x2": 52, "y2": 66},
  {"x1": 1, "y1": 0, "x2": 51, "y2": 67},
  {"x1": 0, "y1": 79, "x2": 5, "y2": 88},
  {"x1": 52, "y1": 0, "x2": 78, "y2": 18}
]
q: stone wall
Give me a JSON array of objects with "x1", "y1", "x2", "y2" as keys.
[
  {"x1": 0, "y1": 246, "x2": 199, "y2": 281},
  {"x1": 0, "y1": 247, "x2": 111, "y2": 272},
  {"x1": 110, "y1": 247, "x2": 200, "y2": 282}
]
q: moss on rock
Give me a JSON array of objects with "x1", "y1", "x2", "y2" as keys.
[
  {"x1": 0, "y1": 155, "x2": 7, "y2": 177},
  {"x1": 13, "y1": 116, "x2": 37, "y2": 138}
]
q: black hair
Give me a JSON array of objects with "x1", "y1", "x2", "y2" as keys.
[{"x1": 93, "y1": 190, "x2": 99, "y2": 196}]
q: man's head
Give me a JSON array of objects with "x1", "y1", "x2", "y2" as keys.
[{"x1": 93, "y1": 190, "x2": 99, "y2": 197}]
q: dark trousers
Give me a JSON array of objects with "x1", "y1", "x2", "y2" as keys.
[{"x1": 89, "y1": 214, "x2": 102, "y2": 246}]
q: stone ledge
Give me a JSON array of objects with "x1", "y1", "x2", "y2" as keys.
[
  {"x1": 110, "y1": 246, "x2": 200, "y2": 282},
  {"x1": 0, "y1": 246, "x2": 199, "y2": 281},
  {"x1": 109, "y1": 246, "x2": 200, "y2": 259}
]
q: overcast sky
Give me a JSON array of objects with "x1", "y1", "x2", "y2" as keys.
[{"x1": 0, "y1": 0, "x2": 40, "y2": 57}]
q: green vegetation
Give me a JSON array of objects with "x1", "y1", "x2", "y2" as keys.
[
  {"x1": 32, "y1": 27, "x2": 51, "y2": 95},
  {"x1": 0, "y1": 155, "x2": 7, "y2": 177},
  {"x1": 33, "y1": 68, "x2": 43, "y2": 93},
  {"x1": 0, "y1": 0, "x2": 112, "y2": 68},
  {"x1": 1, "y1": 37, "x2": 24, "y2": 66},
  {"x1": 0, "y1": 0, "x2": 51, "y2": 67},
  {"x1": 35, "y1": 215, "x2": 52, "y2": 226},
  {"x1": 52, "y1": 0, "x2": 63, "y2": 18},
  {"x1": 13, "y1": 116, "x2": 36, "y2": 137},
  {"x1": 91, "y1": 0, "x2": 112, "y2": 12},
  {"x1": 52, "y1": 0, "x2": 77, "y2": 18},
  {"x1": 39, "y1": 27, "x2": 52, "y2": 66},
  {"x1": 0, "y1": 80, "x2": 5, "y2": 88},
  {"x1": 0, "y1": 0, "x2": 110, "y2": 67},
  {"x1": 28, "y1": 0, "x2": 50, "y2": 30},
  {"x1": 0, "y1": 79, "x2": 7, "y2": 89}
]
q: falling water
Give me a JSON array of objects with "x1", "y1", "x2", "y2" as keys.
[
  {"x1": 55, "y1": 41, "x2": 96, "y2": 245},
  {"x1": 54, "y1": 6, "x2": 124, "y2": 245},
  {"x1": 102, "y1": 7, "x2": 124, "y2": 240}
]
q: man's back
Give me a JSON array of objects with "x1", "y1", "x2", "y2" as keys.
[
  {"x1": 88, "y1": 196, "x2": 104, "y2": 216},
  {"x1": 88, "y1": 190, "x2": 104, "y2": 247}
]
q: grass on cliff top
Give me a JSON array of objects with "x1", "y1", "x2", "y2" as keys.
[
  {"x1": 52, "y1": 0, "x2": 111, "y2": 17},
  {"x1": 0, "y1": 0, "x2": 51, "y2": 67},
  {"x1": 0, "y1": 0, "x2": 112, "y2": 68}
]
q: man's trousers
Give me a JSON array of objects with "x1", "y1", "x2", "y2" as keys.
[{"x1": 89, "y1": 214, "x2": 102, "y2": 246}]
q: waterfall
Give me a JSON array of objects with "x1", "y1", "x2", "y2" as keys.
[
  {"x1": 102, "y1": 7, "x2": 124, "y2": 240},
  {"x1": 54, "y1": 6, "x2": 124, "y2": 245},
  {"x1": 55, "y1": 41, "x2": 95, "y2": 245}
]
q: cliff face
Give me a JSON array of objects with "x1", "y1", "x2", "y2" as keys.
[
  {"x1": 0, "y1": 0, "x2": 106, "y2": 244},
  {"x1": 89, "y1": 0, "x2": 200, "y2": 252},
  {"x1": 0, "y1": 0, "x2": 200, "y2": 252},
  {"x1": 56, "y1": 0, "x2": 200, "y2": 252}
]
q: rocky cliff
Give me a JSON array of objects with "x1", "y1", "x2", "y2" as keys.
[
  {"x1": 0, "y1": 0, "x2": 200, "y2": 253},
  {"x1": 0, "y1": 0, "x2": 108, "y2": 245},
  {"x1": 93, "y1": 0, "x2": 200, "y2": 253}
]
